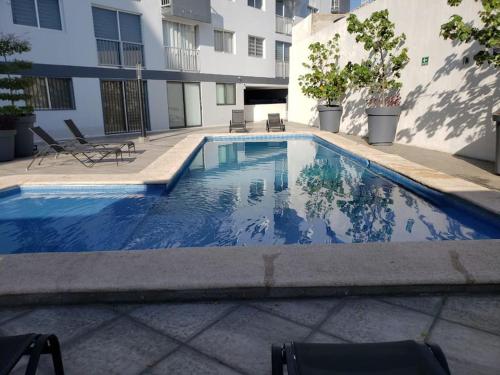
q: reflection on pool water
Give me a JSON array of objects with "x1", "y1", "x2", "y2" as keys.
[{"x1": 1, "y1": 137, "x2": 499, "y2": 253}]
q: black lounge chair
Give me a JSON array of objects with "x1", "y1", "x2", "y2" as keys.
[
  {"x1": 0, "y1": 334, "x2": 64, "y2": 375},
  {"x1": 64, "y1": 119, "x2": 135, "y2": 156},
  {"x1": 229, "y1": 110, "x2": 247, "y2": 133},
  {"x1": 267, "y1": 113, "x2": 285, "y2": 132},
  {"x1": 27, "y1": 126, "x2": 123, "y2": 170},
  {"x1": 272, "y1": 341, "x2": 451, "y2": 375}
]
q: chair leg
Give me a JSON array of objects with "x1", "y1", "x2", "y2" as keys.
[{"x1": 271, "y1": 345, "x2": 285, "y2": 375}]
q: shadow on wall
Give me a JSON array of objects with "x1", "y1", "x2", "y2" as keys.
[
  {"x1": 342, "y1": 87, "x2": 368, "y2": 135},
  {"x1": 397, "y1": 43, "x2": 499, "y2": 161},
  {"x1": 308, "y1": 104, "x2": 319, "y2": 127}
]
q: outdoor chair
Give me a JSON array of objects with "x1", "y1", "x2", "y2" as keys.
[
  {"x1": 229, "y1": 110, "x2": 247, "y2": 133},
  {"x1": 272, "y1": 340, "x2": 451, "y2": 375},
  {"x1": 27, "y1": 127, "x2": 123, "y2": 170},
  {"x1": 64, "y1": 119, "x2": 135, "y2": 156},
  {"x1": 266, "y1": 113, "x2": 285, "y2": 132},
  {"x1": 0, "y1": 334, "x2": 64, "y2": 375}
]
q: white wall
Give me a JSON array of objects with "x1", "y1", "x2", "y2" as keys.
[
  {"x1": 288, "y1": 0, "x2": 499, "y2": 161},
  {"x1": 201, "y1": 82, "x2": 245, "y2": 126},
  {"x1": 244, "y1": 103, "x2": 287, "y2": 122}
]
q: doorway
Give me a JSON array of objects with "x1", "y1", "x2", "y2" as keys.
[{"x1": 167, "y1": 82, "x2": 202, "y2": 128}]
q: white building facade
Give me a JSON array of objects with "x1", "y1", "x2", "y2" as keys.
[{"x1": 0, "y1": 0, "x2": 348, "y2": 138}]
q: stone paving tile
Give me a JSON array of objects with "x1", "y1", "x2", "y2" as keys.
[
  {"x1": 63, "y1": 316, "x2": 178, "y2": 375},
  {"x1": 129, "y1": 302, "x2": 235, "y2": 341},
  {"x1": 249, "y1": 298, "x2": 342, "y2": 327},
  {"x1": 0, "y1": 306, "x2": 117, "y2": 343},
  {"x1": 320, "y1": 299, "x2": 433, "y2": 343},
  {"x1": 144, "y1": 347, "x2": 241, "y2": 375},
  {"x1": 190, "y1": 306, "x2": 311, "y2": 374},
  {"x1": 429, "y1": 319, "x2": 500, "y2": 375},
  {"x1": 0, "y1": 307, "x2": 30, "y2": 324},
  {"x1": 440, "y1": 295, "x2": 500, "y2": 336},
  {"x1": 305, "y1": 331, "x2": 347, "y2": 344},
  {"x1": 379, "y1": 296, "x2": 443, "y2": 315}
]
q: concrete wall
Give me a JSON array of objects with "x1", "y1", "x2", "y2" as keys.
[
  {"x1": 288, "y1": 0, "x2": 499, "y2": 161},
  {"x1": 244, "y1": 103, "x2": 287, "y2": 122}
]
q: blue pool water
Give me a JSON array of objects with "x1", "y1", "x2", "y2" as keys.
[{"x1": 1, "y1": 136, "x2": 499, "y2": 253}]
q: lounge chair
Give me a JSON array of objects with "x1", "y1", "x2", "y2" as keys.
[
  {"x1": 267, "y1": 113, "x2": 285, "y2": 132},
  {"x1": 0, "y1": 334, "x2": 64, "y2": 375},
  {"x1": 229, "y1": 110, "x2": 247, "y2": 133},
  {"x1": 64, "y1": 119, "x2": 135, "y2": 156},
  {"x1": 27, "y1": 127, "x2": 122, "y2": 170},
  {"x1": 272, "y1": 341, "x2": 451, "y2": 375}
]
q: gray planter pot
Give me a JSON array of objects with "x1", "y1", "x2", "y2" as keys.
[
  {"x1": 0, "y1": 130, "x2": 17, "y2": 162},
  {"x1": 318, "y1": 105, "x2": 342, "y2": 133},
  {"x1": 366, "y1": 106, "x2": 402, "y2": 145},
  {"x1": 14, "y1": 114, "x2": 36, "y2": 158},
  {"x1": 494, "y1": 111, "x2": 500, "y2": 175}
]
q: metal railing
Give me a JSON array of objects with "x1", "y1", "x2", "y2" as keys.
[
  {"x1": 275, "y1": 15, "x2": 293, "y2": 35},
  {"x1": 165, "y1": 46, "x2": 199, "y2": 72},
  {"x1": 161, "y1": 0, "x2": 171, "y2": 7},
  {"x1": 275, "y1": 61, "x2": 289, "y2": 78}
]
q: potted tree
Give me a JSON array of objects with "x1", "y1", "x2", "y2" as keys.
[
  {"x1": 347, "y1": 10, "x2": 409, "y2": 145},
  {"x1": 440, "y1": 0, "x2": 499, "y2": 173},
  {"x1": 298, "y1": 34, "x2": 349, "y2": 133},
  {"x1": 0, "y1": 34, "x2": 34, "y2": 160}
]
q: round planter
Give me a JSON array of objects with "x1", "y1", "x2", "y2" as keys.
[
  {"x1": 318, "y1": 105, "x2": 343, "y2": 133},
  {"x1": 366, "y1": 106, "x2": 402, "y2": 145},
  {"x1": 0, "y1": 129, "x2": 17, "y2": 162},
  {"x1": 14, "y1": 114, "x2": 36, "y2": 158}
]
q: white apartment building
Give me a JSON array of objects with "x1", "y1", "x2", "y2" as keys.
[{"x1": 0, "y1": 0, "x2": 349, "y2": 138}]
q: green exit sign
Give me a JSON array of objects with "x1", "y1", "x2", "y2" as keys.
[{"x1": 421, "y1": 56, "x2": 429, "y2": 66}]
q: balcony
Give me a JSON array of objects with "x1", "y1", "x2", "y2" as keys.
[
  {"x1": 276, "y1": 15, "x2": 293, "y2": 35},
  {"x1": 161, "y1": 0, "x2": 211, "y2": 24},
  {"x1": 165, "y1": 46, "x2": 199, "y2": 72},
  {"x1": 275, "y1": 61, "x2": 289, "y2": 78}
]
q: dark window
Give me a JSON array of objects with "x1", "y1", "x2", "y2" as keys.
[
  {"x1": 248, "y1": 36, "x2": 264, "y2": 57},
  {"x1": 214, "y1": 30, "x2": 234, "y2": 53},
  {"x1": 244, "y1": 89, "x2": 287, "y2": 105},
  {"x1": 26, "y1": 77, "x2": 75, "y2": 110},
  {"x1": 216, "y1": 83, "x2": 236, "y2": 105},
  {"x1": 11, "y1": 0, "x2": 62, "y2": 30},
  {"x1": 247, "y1": 0, "x2": 263, "y2": 9}
]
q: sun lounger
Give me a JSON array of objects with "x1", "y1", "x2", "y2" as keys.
[
  {"x1": 267, "y1": 113, "x2": 285, "y2": 132},
  {"x1": 229, "y1": 110, "x2": 247, "y2": 133}
]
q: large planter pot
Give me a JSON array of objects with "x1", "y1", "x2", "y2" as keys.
[
  {"x1": 494, "y1": 111, "x2": 500, "y2": 175},
  {"x1": 14, "y1": 114, "x2": 36, "y2": 157},
  {"x1": 366, "y1": 107, "x2": 402, "y2": 145},
  {"x1": 0, "y1": 130, "x2": 17, "y2": 162},
  {"x1": 318, "y1": 105, "x2": 342, "y2": 133}
]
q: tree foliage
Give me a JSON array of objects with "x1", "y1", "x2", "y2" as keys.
[
  {"x1": 440, "y1": 0, "x2": 499, "y2": 67},
  {"x1": 298, "y1": 34, "x2": 350, "y2": 106},
  {"x1": 0, "y1": 34, "x2": 33, "y2": 117},
  {"x1": 346, "y1": 10, "x2": 409, "y2": 107}
]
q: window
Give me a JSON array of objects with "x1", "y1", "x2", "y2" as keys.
[
  {"x1": 247, "y1": 0, "x2": 262, "y2": 9},
  {"x1": 216, "y1": 83, "x2": 236, "y2": 105},
  {"x1": 11, "y1": 0, "x2": 62, "y2": 30},
  {"x1": 308, "y1": 6, "x2": 318, "y2": 14},
  {"x1": 331, "y1": 0, "x2": 340, "y2": 13},
  {"x1": 275, "y1": 0, "x2": 293, "y2": 17},
  {"x1": 275, "y1": 41, "x2": 290, "y2": 78},
  {"x1": 163, "y1": 21, "x2": 198, "y2": 71},
  {"x1": 26, "y1": 77, "x2": 75, "y2": 110},
  {"x1": 248, "y1": 36, "x2": 264, "y2": 58},
  {"x1": 92, "y1": 7, "x2": 144, "y2": 67},
  {"x1": 214, "y1": 30, "x2": 234, "y2": 53}
]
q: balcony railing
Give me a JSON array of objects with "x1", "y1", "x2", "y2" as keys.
[
  {"x1": 275, "y1": 61, "x2": 289, "y2": 78},
  {"x1": 165, "y1": 46, "x2": 199, "y2": 72},
  {"x1": 161, "y1": 0, "x2": 171, "y2": 7},
  {"x1": 275, "y1": 15, "x2": 293, "y2": 35}
]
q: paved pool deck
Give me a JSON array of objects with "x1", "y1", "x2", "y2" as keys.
[{"x1": 2, "y1": 294, "x2": 500, "y2": 375}]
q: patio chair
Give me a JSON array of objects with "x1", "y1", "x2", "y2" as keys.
[
  {"x1": 272, "y1": 340, "x2": 451, "y2": 375},
  {"x1": 266, "y1": 113, "x2": 285, "y2": 132},
  {"x1": 229, "y1": 110, "x2": 247, "y2": 133},
  {"x1": 0, "y1": 334, "x2": 65, "y2": 375},
  {"x1": 27, "y1": 127, "x2": 122, "y2": 170},
  {"x1": 64, "y1": 119, "x2": 135, "y2": 156}
]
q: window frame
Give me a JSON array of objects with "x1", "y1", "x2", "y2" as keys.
[
  {"x1": 214, "y1": 29, "x2": 234, "y2": 54},
  {"x1": 216, "y1": 83, "x2": 236, "y2": 106},
  {"x1": 27, "y1": 77, "x2": 76, "y2": 111},
  {"x1": 247, "y1": 0, "x2": 263, "y2": 10},
  {"x1": 248, "y1": 35, "x2": 264, "y2": 58},
  {"x1": 11, "y1": 0, "x2": 63, "y2": 30},
  {"x1": 92, "y1": 6, "x2": 145, "y2": 68}
]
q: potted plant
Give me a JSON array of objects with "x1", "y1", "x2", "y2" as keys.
[
  {"x1": 347, "y1": 10, "x2": 409, "y2": 145},
  {"x1": 0, "y1": 34, "x2": 35, "y2": 160},
  {"x1": 298, "y1": 34, "x2": 349, "y2": 133},
  {"x1": 440, "y1": 0, "x2": 499, "y2": 173}
]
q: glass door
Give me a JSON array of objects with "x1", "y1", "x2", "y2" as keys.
[{"x1": 167, "y1": 81, "x2": 202, "y2": 128}]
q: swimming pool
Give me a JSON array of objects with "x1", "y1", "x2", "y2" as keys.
[{"x1": 1, "y1": 135, "x2": 499, "y2": 253}]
